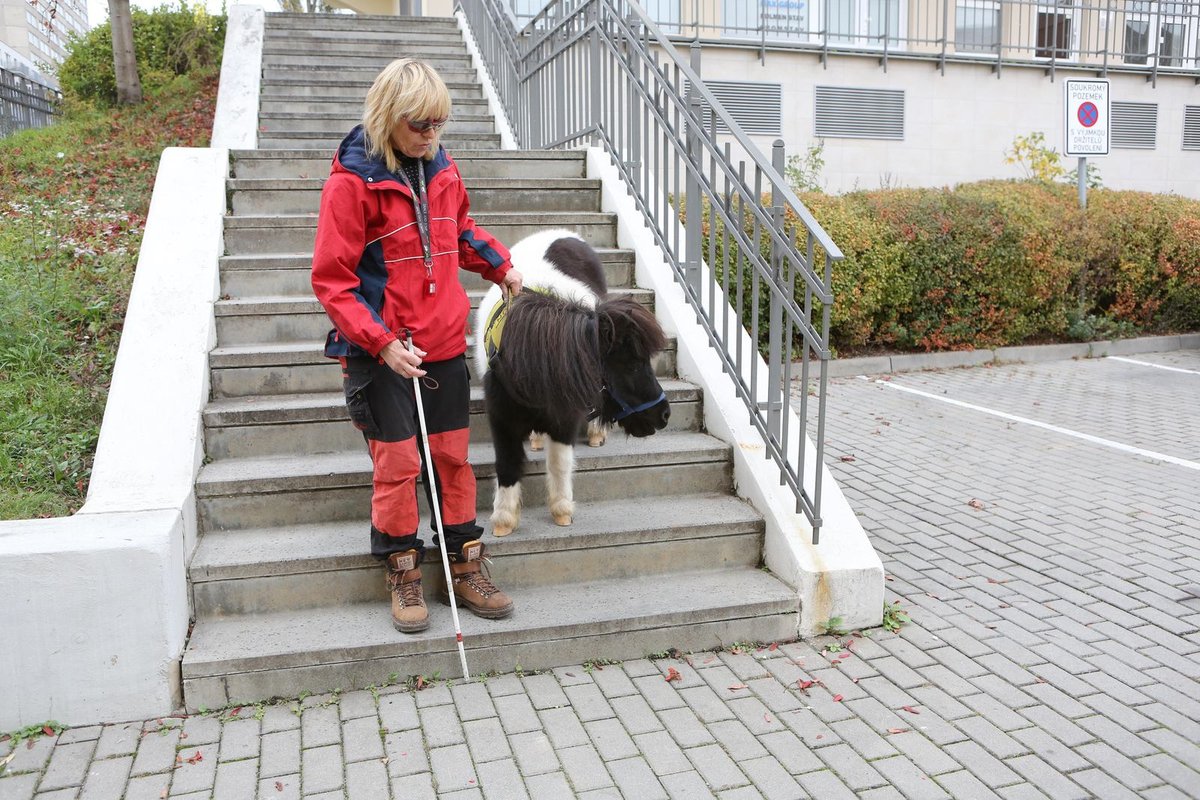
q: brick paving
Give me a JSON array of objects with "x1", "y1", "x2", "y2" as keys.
[{"x1": 2, "y1": 350, "x2": 1198, "y2": 799}]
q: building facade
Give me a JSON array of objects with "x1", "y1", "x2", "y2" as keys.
[{"x1": 1, "y1": 0, "x2": 89, "y2": 77}]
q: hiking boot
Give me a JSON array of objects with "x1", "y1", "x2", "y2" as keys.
[
  {"x1": 442, "y1": 540, "x2": 514, "y2": 619},
  {"x1": 386, "y1": 549, "x2": 429, "y2": 633}
]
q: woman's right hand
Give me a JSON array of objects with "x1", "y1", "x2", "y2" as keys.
[{"x1": 380, "y1": 339, "x2": 427, "y2": 378}]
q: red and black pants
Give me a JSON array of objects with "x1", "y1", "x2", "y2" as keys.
[{"x1": 341, "y1": 354, "x2": 483, "y2": 559}]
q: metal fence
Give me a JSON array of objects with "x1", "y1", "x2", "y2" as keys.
[
  {"x1": 459, "y1": 0, "x2": 842, "y2": 541},
  {"x1": 504, "y1": 0, "x2": 1200, "y2": 83},
  {"x1": 1, "y1": 67, "x2": 61, "y2": 138}
]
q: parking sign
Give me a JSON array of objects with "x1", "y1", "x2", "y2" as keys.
[{"x1": 1064, "y1": 79, "x2": 1109, "y2": 156}]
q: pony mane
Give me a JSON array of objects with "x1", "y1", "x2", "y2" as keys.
[
  {"x1": 596, "y1": 297, "x2": 667, "y2": 358},
  {"x1": 492, "y1": 290, "x2": 603, "y2": 411}
]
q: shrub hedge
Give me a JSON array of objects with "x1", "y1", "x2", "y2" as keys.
[
  {"x1": 704, "y1": 180, "x2": 1200, "y2": 356},
  {"x1": 57, "y1": 2, "x2": 226, "y2": 106}
]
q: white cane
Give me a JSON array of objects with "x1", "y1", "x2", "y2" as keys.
[{"x1": 407, "y1": 334, "x2": 471, "y2": 682}]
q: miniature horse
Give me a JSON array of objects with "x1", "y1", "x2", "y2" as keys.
[{"x1": 475, "y1": 229, "x2": 670, "y2": 537}]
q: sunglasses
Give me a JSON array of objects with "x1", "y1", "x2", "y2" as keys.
[{"x1": 406, "y1": 118, "x2": 448, "y2": 133}]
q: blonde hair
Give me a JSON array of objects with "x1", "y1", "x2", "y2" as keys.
[{"x1": 362, "y1": 58, "x2": 452, "y2": 171}]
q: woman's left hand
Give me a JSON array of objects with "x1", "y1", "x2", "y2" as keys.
[{"x1": 502, "y1": 268, "x2": 523, "y2": 298}]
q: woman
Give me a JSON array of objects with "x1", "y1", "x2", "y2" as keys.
[{"x1": 311, "y1": 58, "x2": 523, "y2": 634}]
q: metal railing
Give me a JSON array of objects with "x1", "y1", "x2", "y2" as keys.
[
  {"x1": 0, "y1": 67, "x2": 61, "y2": 138},
  {"x1": 503, "y1": 0, "x2": 1200, "y2": 83},
  {"x1": 459, "y1": 0, "x2": 842, "y2": 541}
]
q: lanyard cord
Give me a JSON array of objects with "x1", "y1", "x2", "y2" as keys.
[{"x1": 395, "y1": 159, "x2": 432, "y2": 267}]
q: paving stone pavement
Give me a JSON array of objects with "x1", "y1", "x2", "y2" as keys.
[{"x1": 2, "y1": 351, "x2": 1198, "y2": 799}]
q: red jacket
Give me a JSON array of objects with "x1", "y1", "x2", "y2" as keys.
[{"x1": 311, "y1": 125, "x2": 512, "y2": 362}]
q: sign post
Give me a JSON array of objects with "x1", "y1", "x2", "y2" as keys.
[{"x1": 1063, "y1": 79, "x2": 1109, "y2": 210}]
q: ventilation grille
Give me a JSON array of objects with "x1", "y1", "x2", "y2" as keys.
[
  {"x1": 814, "y1": 86, "x2": 904, "y2": 140},
  {"x1": 692, "y1": 81, "x2": 783, "y2": 136},
  {"x1": 1185, "y1": 106, "x2": 1200, "y2": 151},
  {"x1": 1111, "y1": 101, "x2": 1157, "y2": 149}
]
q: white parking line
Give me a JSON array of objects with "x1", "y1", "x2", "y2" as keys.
[
  {"x1": 869, "y1": 378, "x2": 1200, "y2": 472},
  {"x1": 1106, "y1": 356, "x2": 1200, "y2": 376}
]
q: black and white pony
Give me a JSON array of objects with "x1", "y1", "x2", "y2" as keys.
[{"x1": 475, "y1": 229, "x2": 671, "y2": 537}]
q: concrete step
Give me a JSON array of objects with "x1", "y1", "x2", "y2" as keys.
[
  {"x1": 265, "y1": 12, "x2": 461, "y2": 33},
  {"x1": 262, "y1": 29, "x2": 467, "y2": 46},
  {"x1": 261, "y1": 51, "x2": 474, "y2": 70},
  {"x1": 219, "y1": 247, "x2": 633, "y2": 297},
  {"x1": 208, "y1": 338, "x2": 677, "y2": 399},
  {"x1": 229, "y1": 177, "x2": 602, "y2": 216},
  {"x1": 230, "y1": 150, "x2": 587, "y2": 181},
  {"x1": 260, "y1": 70, "x2": 480, "y2": 90},
  {"x1": 258, "y1": 112, "x2": 495, "y2": 136},
  {"x1": 259, "y1": 80, "x2": 484, "y2": 101},
  {"x1": 203, "y1": 378, "x2": 699, "y2": 458},
  {"x1": 256, "y1": 132, "x2": 502, "y2": 150},
  {"x1": 181, "y1": 566, "x2": 797, "y2": 710},
  {"x1": 224, "y1": 212, "x2": 618, "y2": 255},
  {"x1": 213, "y1": 285, "x2": 651, "y2": 347},
  {"x1": 258, "y1": 97, "x2": 490, "y2": 116},
  {"x1": 261, "y1": 40, "x2": 469, "y2": 58},
  {"x1": 261, "y1": 65, "x2": 477, "y2": 83},
  {"x1": 189, "y1": 494, "x2": 763, "y2": 616},
  {"x1": 196, "y1": 430, "x2": 730, "y2": 532}
]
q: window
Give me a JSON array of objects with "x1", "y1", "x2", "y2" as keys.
[
  {"x1": 824, "y1": 0, "x2": 902, "y2": 47},
  {"x1": 726, "y1": 0, "x2": 810, "y2": 41},
  {"x1": 1123, "y1": 0, "x2": 1195, "y2": 68},
  {"x1": 1035, "y1": 0, "x2": 1075, "y2": 59},
  {"x1": 955, "y1": 0, "x2": 1000, "y2": 52}
]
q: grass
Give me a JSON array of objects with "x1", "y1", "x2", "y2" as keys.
[{"x1": 0, "y1": 73, "x2": 218, "y2": 519}]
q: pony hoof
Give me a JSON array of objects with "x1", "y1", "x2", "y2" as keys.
[
  {"x1": 529, "y1": 433, "x2": 544, "y2": 452},
  {"x1": 552, "y1": 512, "x2": 573, "y2": 527},
  {"x1": 492, "y1": 523, "x2": 515, "y2": 537},
  {"x1": 587, "y1": 434, "x2": 606, "y2": 447}
]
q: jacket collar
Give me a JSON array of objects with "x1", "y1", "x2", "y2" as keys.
[{"x1": 333, "y1": 124, "x2": 453, "y2": 190}]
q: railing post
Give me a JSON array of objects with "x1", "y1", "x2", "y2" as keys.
[
  {"x1": 767, "y1": 140, "x2": 786, "y2": 438},
  {"x1": 685, "y1": 42, "x2": 703, "y2": 301},
  {"x1": 590, "y1": 0, "x2": 602, "y2": 144}
]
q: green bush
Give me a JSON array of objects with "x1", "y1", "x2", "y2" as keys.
[
  {"x1": 57, "y1": 2, "x2": 226, "y2": 105},
  {"x1": 693, "y1": 180, "x2": 1200, "y2": 356}
]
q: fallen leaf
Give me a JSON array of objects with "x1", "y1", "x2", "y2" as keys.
[
  {"x1": 797, "y1": 680, "x2": 816, "y2": 690},
  {"x1": 833, "y1": 694, "x2": 844, "y2": 702},
  {"x1": 815, "y1": 734, "x2": 824, "y2": 740},
  {"x1": 987, "y1": 577, "x2": 1009, "y2": 584},
  {"x1": 664, "y1": 668, "x2": 682, "y2": 682},
  {"x1": 275, "y1": 781, "x2": 284, "y2": 792},
  {"x1": 161, "y1": 790, "x2": 168, "y2": 799},
  {"x1": 728, "y1": 683, "x2": 748, "y2": 691},
  {"x1": 764, "y1": 713, "x2": 773, "y2": 723},
  {"x1": 768, "y1": 642, "x2": 779, "y2": 651},
  {"x1": 967, "y1": 499, "x2": 985, "y2": 510},
  {"x1": 901, "y1": 705, "x2": 921, "y2": 715},
  {"x1": 187, "y1": 751, "x2": 204, "y2": 765},
  {"x1": 887, "y1": 727, "x2": 909, "y2": 734},
  {"x1": 838, "y1": 653, "x2": 852, "y2": 660},
  {"x1": 840, "y1": 455, "x2": 856, "y2": 462},
  {"x1": 565, "y1": 672, "x2": 576, "y2": 678},
  {"x1": 42, "y1": 725, "x2": 54, "y2": 737}
]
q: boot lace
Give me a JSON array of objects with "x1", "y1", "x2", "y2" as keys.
[
  {"x1": 388, "y1": 572, "x2": 424, "y2": 608},
  {"x1": 456, "y1": 558, "x2": 501, "y2": 598}
]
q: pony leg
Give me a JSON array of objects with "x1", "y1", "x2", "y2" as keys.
[
  {"x1": 545, "y1": 440, "x2": 575, "y2": 526},
  {"x1": 529, "y1": 432, "x2": 544, "y2": 452},
  {"x1": 586, "y1": 419, "x2": 607, "y2": 448},
  {"x1": 492, "y1": 482, "x2": 521, "y2": 537}
]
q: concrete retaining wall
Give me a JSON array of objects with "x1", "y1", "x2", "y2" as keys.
[{"x1": 0, "y1": 147, "x2": 228, "y2": 729}]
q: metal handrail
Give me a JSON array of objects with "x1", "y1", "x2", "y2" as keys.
[
  {"x1": 0, "y1": 66, "x2": 60, "y2": 138},
  {"x1": 458, "y1": 0, "x2": 842, "y2": 541}
]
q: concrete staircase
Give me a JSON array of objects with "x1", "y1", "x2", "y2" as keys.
[{"x1": 181, "y1": 12, "x2": 798, "y2": 709}]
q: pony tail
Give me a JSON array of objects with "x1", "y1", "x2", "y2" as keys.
[{"x1": 495, "y1": 292, "x2": 603, "y2": 411}]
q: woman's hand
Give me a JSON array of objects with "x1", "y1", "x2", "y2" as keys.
[
  {"x1": 501, "y1": 268, "x2": 524, "y2": 298},
  {"x1": 380, "y1": 339, "x2": 427, "y2": 378}
]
